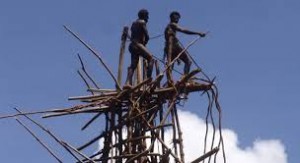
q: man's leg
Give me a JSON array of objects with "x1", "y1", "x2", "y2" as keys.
[
  {"x1": 125, "y1": 67, "x2": 134, "y2": 86},
  {"x1": 165, "y1": 45, "x2": 176, "y2": 85},
  {"x1": 177, "y1": 47, "x2": 191, "y2": 99},
  {"x1": 125, "y1": 44, "x2": 139, "y2": 86},
  {"x1": 135, "y1": 43, "x2": 154, "y2": 79},
  {"x1": 179, "y1": 50, "x2": 192, "y2": 75}
]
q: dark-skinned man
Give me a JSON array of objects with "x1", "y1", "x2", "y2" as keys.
[
  {"x1": 125, "y1": 9, "x2": 154, "y2": 87},
  {"x1": 164, "y1": 11, "x2": 206, "y2": 84}
]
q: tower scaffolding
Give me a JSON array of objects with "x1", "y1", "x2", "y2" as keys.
[{"x1": 0, "y1": 26, "x2": 226, "y2": 163}]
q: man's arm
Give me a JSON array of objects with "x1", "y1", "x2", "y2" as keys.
[{"x1": 173, "y1": 23, "x2": 206, "y2": 37}]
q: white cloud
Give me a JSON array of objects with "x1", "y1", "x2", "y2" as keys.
[
  {"x1": 98, "y1": 110, "x2": 287, "y2": 163},
  {"x1": 167, "y1": 110, "x2": 288, "y2": 163}
]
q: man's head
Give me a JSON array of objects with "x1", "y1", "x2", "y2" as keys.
[
  {"x1": 170, "y1": 11, "x2": 181, "y2": 23},
  {"x1": 138, "y1": 9, "x2": 149, "y2": 22}
]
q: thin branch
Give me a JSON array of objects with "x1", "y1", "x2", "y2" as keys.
[
  {"x1": 0, "y1": 110, "x2": 57, "y2": 120},
  {"x1": 13, "y1": 108, "x2": 83, "y2": 162},
  {"x1": 81, "y1": 112, "x2": 102, "y2": 131},
  {"x1": 77, "y1": 53, "x2": 100, "y2": 89},
  {"x1": 15, "y1": 118, "x2": 62, "y2": 163},
  {"x1": 77, "y1": 70, "x2": 93, "y2": 94},
  {"x1": 63, "y1": 25, "x2": 121, "y2": 90}
]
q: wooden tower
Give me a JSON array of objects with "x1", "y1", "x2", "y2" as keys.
[{"x1": 0, "y1": 26, "x2": 226, "y2": 163}]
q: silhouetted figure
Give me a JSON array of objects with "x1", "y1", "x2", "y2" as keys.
[
  {"x1": 125, "y1": 9, "x2": 154, "y2": 87},
  {"x1": 164, "y1": 11, "x2": 206, "y2": 84}
]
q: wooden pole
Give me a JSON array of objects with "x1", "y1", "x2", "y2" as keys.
[
  {"x1": 174, "y1": 106, "x2": 185, "y2": 162},
  {"x1": 13, "y1": 108, "x2": 83, "y2": 162},
  {"x1": 137, "y1": 56, "x2": 143, "y2": 85},
  {"x1": 190, "y1": 147, "x2": 219, "y2": 163},
  {"x1": 15, "y1": 118, "x2": 63, "y2": 163},
  {"x1": 116, "y1": 26, "x2": 128, "y2": 162},
  {"x1": 117, "y1": 26, "x2": 129, "y2": 89}
]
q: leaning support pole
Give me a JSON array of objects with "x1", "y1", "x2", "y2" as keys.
[
  {"x1": 13, "y1": 108, "x2": 83, "y2": 162},
  {"x1": 61, "y1": 141, "x2": 96, "y2": 163},
  {"x1": 15, "y1": 118, "x2": 63, "y2": 163},
  {"x1": 190, "y1": 147, "x2": 219, "y2": 163},
  {"x1": 116, "y1": 27, "x2": 128, "y2": 162},
  {"x1": 117, "y1": 26, "x2": 129, "y2": 89}
]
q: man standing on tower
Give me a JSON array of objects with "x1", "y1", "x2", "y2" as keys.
[
  {"x1": 125, "y1": 9, "x2": 154, "y2": 87},
  {"x1": 164, "y1": 11, "x2": 206, "y2": 84}
]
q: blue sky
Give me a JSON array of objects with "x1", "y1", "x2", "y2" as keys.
[{"x1": 0, "y1": 1, "x2": 299, "y2": 162}]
